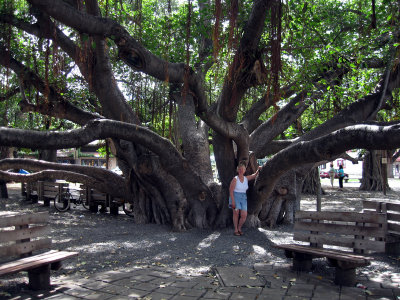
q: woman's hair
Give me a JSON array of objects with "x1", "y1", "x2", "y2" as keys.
[{"x1": 237, "y1": 160, "x2": 247, "y2": 170}]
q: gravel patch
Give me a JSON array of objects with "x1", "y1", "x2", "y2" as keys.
[{"x1": 1, "y1": 179, "x2": 399, "y2": 292}]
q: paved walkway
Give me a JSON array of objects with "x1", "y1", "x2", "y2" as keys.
[{"x1": 3, "y1": 261, "x2": 400, "y2": 299}]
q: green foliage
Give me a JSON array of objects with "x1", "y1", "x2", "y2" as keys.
[{"x1": 0, "y1": 0, "x2": 399, "y2": 144}]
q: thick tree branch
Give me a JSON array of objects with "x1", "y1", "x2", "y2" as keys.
[
  {"x1": 0, "y1": 13, "x2": 79, "y2": 70},
  {"x1": 242, "y1": 84, "x2": 297, "y2": 133},
  {"x1": 392, "y1": 150, "x2": 400, "y2": 163},
  {"x1": 0, "y1": 43, "x2": 99, "y2": 125},
  {"x1": 28, "y1": 0, "x2": 187, "y2": 84},
  {"x1": 0, "y1": 86, "x2": 19, "y2": 102},
  {"x1": 341, "y1": 152, "x2": 359, "y2": 164},
  {"x1": 298, "y1": 51, "x2": 400, "y2": 143},
  {"x1": 249, "y1": 91, "x2": 308, "y2": 157},
  {"x1": 84, "y1": 0, "x2": 137, "y2": 123},
  {"x1": 0, "y1": 158, "x2": 127, "y2": 197},
  {"x1": 250, "y1": 122, "x2": 400, "y2": 214},
  {"x1": 0, "y1": 119, "x2": 210, "y2": 199},
  {"x1": 218, "y1": 0, "x2": 270, "y2": 121}
]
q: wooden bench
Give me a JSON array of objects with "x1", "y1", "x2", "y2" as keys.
[
  {"x1": 37, "y1": 181, "x2": 67, "y2": 207},
  {"x1": 81, "y1": 184, "x2": 121, "y2": 215},
  {"x1": 0, "y1": 212, "x2": 78, "y2": 290},
  {"x1": 363, "y1": 200, "x2": 400, "y2": 254},
  {"x1": 276, "y1": 210, "x2": 387, "y2": 286},
  {"x1": 21, "y1": 182, "x2": 38, "y2": 203}
]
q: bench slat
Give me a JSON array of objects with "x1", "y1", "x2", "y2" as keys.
[
  {"x1": 362, "y1": 200, "x2": 400, "y2": 237},
  {"x1": 276, "y1": 244, "x2": 371, "y2": 265},
  {"x1": 42, "y1": 187, "x2": 59, "y2": 191},
  {"x1": 294, "y1": 232, "x2": 386, "y2": 252},
  {"x1": 43, "y1": 192, "x2": 58, "y2": 197},
  {"x1": 0, "y1": 238, "x2": 52, "y2": 257},
  {"x1": 0, "y1": 250, "x2": 78, "y2": 276},
  {"x1": 294, "y1": 221, "x2": 386, "y2": 238},
  {"x1": 363, "y1": 200, "x2": 400, "y2": 212},
  {"x1": 296, "y1": 211, "x2": 387, "y2": 223},
  {"x1": 385, "y1": 202, "x2": 400, "y2": 212},
  {"x1": 92, "y1": 195, "x2": 107, "y2": 199},
  {"x1": 388, "y1": 222, "x2": 400, "y2": 234},
  {"x1": 387, "y1": 212, "x2": 400, "y2": 222},
  {"x1": 362, "y1": 201, "x2": 381, "y2": 210},
  {"x1": 0, "y1": 212, "x2": 48, "y2": 228},
  {"x1": 0, "y1": 225, "x2": 50, "y2": 243}
]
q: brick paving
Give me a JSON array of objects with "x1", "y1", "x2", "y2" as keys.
[{"x1": 3, "y1": 261, "x2": 400, "y2": 299}]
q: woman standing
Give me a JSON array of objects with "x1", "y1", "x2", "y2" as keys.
[
  {"x1": 338, "y1": 165, "x2": 345, "y2": 189},
  {"x1": 328, "y1": 163, "x2": 336, "y2": 187},
  {"x1": 229, "y1": 161, "x2": 259, "y2": 236}
]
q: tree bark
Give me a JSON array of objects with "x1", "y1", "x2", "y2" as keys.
[
  {"x1": 1, "y1": 0, "x2": 400, "y2": 231},
  {"x1": 302, "y1": 167, "x2": 325, "y2": 195},
  {"x1": 360, "y1": 150, "x2": 389, "y2": 191},
  {"x1": 0, "y1": 146, "x2": 10, "y2": 199}
]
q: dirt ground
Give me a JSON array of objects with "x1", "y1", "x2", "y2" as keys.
[{"x1": 0, "y1": 179, "x2": 399, "y2": 295}]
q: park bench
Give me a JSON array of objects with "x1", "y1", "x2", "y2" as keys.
[
  {"x1": 37, "y1": 181, "x2": 67, "y2": 207},
  {"x1": 276, "y1": 210, "x2": 387, "y2": 286},
  {"x1": 23, "y1": 181, "x2": 122, "y2": 215},
  {"x1": 81, "y1": 184, "x2": 122, "y2": 215},
  {"x1": 363, "y1": 199, "x2": 400, "y2": 254},
  {"x1": 0, "y1": 211, "x2": 78, "y2": 290},
  {"x1": 21, "y1": 182, "x2": 38, "y2": 202}
]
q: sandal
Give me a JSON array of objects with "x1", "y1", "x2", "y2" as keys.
[
  {"x1": 238, "y1": 230, "x2": 243, "y2": 236},
  {"x1": 234, "y1": 231, "x2": 241, "y2": 236}
]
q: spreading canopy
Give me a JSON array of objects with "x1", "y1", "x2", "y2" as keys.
[{"x1": 0, "y1": 0, "x2": 399, "y2": 229}]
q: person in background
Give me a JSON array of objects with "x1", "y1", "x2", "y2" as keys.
[
  {"x1": 328, "y1": 163, "x2": 336, "y2": 187},
  {"x1": 229, "y1": 161, "x2": 260, "y2": 236},
  {"x1": 338, "y1": 165, "x2": 345, "y2": 189}
]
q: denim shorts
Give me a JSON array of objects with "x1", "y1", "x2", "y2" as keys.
[{"x1": 229, "y1": 192, "x2": 247, "y2": 211}]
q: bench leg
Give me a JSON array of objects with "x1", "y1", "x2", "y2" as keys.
[
  {"x1": 31, "y1": 195, "x2": 38, "y2": 204},
  {"x1": 51, "y1": 261, "x2": 62, "y2": 270},
  {"x1": 28, "y1": 264, "x2": 51, "y2": 290},
  {"x1": 110, "y1": 203, "x2": 119, "y2": 215},
  {"x1": 292, "y1": 253, "x2": 312, "y2": 272},
  {"x1": 89, "y1": 203, "x2": 98, "y2": 213},
  {"x1": 334, "y1": 267, "x2": 356, "y2": 286},
  {"x1": 43, "y1": 197, "x2": 50, "y2": 207},
  {"x1": 386, "y1": 242, "x2": 400, "y2": 255}
]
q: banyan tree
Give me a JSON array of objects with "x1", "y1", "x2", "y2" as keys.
[{"x1": 0, "y1": 0, "x2": 400, "y2": 230}]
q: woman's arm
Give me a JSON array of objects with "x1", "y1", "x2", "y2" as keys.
[
  {"x1": 246, "y1": 167, "x2": 261, "y2": 181},
  {"x1": 229, "y1": 178, "x2": 237, "y2": 209}
]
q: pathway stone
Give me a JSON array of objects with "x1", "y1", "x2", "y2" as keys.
[{"x1": 214, "y1": 266, "x2": 265, "y2": 287}]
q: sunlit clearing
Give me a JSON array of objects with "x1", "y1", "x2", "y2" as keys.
[
  {"x1": 154, "y1": 252, "x2": 172, "y2": 260},
  {"x1": 196, "y1": 232, "x2": 220, "y2": 250},
  {"x1": 175, "y1": 266, "x2": 211, "y2": 276},
  {"x1": 252, "y1": 245, "x2": 267, "y2": 256},
  {"x1": 53, "y1": 238, "x2": 75, "y2": 243},
  {"x1": 247, "y1": 245, "x2": 276, "y2": 262},
  {"x1": 121, "y1": 240, "x2": 162, "y2": 249},
  {"x1": 69, "y1": 240, "x2": 160, "y2": 252},
  {"x1": 257, "y1": 227, "x2": 293, "y2": 244}
]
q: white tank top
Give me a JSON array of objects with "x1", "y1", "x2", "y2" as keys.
[{"x1": 234, "y1": 176, "x2": 248, "y2": 193}]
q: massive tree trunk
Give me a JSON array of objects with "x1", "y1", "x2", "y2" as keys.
[
  {"x1": 0, "y1": 0, "x2": 400, "y2": 231},
  {"x1": 360, "y1": 150, "x2": 389, "y2": 191},
  {"x1": 302, "y1": 167, "x2": 324, "y2": 195},
  {"x1": 255, "y1": 171, "x2": 296, "y2": 228}
]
